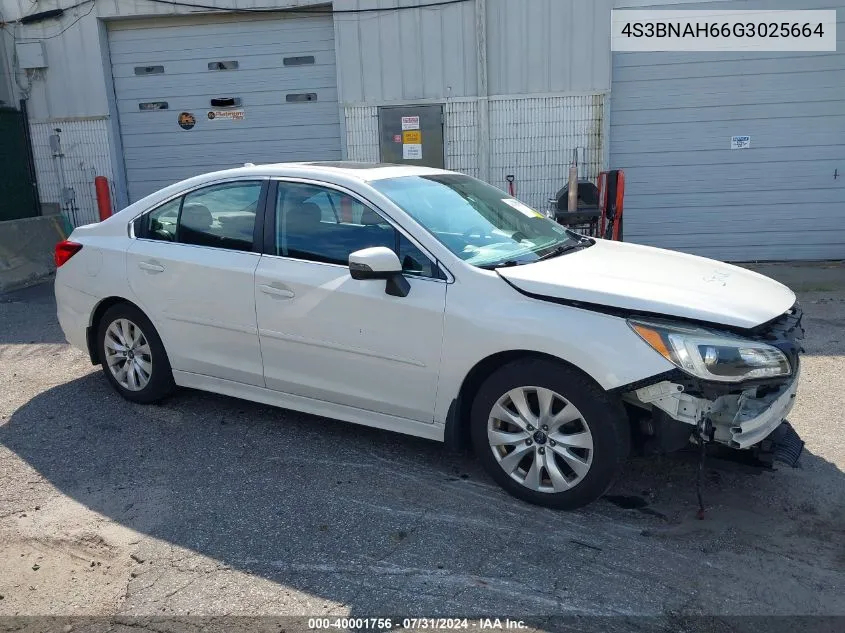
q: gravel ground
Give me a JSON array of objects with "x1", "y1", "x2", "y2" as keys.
[{"x1": 0, "y1": 273, "x2": 843, "y2": 623}]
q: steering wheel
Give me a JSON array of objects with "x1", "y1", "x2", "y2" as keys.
[{"x1": 462, "y1": 226, "x2": 488, "y2": 239}]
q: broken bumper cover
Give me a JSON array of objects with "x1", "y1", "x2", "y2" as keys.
[
  {"x1": 625, "y1": 303, "x2": 804, "y2": 451},
  {"x1": 710, "y1": 366, "x2": 800, "y2": 448}
]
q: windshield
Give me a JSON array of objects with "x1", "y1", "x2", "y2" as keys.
[{"x1": 371, "y1": 174, "x2": 589, "y2": 268}]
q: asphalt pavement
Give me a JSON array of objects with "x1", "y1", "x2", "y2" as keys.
[{"x1": 0, "y1": 275, "x2": 843, "y2": 625}]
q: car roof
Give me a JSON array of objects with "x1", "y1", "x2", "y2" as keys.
[
  {"x1": 104, "y1": 161, "x2": 459, "y2": 230},
  {"x1": 200, "y1": 161, "x2": 457, "y2": 183}
]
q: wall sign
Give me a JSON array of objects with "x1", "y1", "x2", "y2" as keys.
[
  {"x1": 178, "y1": 112, "x2": 196, "y2": 130},
  {"x1": 731, "y1": 135, "x2": 751, "y2": 149},
  {"x1": 208, "y1": 109, "x2": 245, "y2": 121},
  {"x1": 401, "y1": 115, "x2": 420, "y2": 130},
  {"x1": 402, "y1": 130, "x2": 422, "y2": 144},
  {"x1": 402, "y1": 144, "x2": 423, "y2": 160}
]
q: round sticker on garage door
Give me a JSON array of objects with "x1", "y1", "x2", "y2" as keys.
[{"x1": 178, "y1": 112, "x2": 196, "y2": 130}]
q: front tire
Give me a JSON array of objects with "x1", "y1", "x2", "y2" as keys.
[
  {"x1": 97, "y1": 303, "x2": 174, "y2": 404},
  {"x1": 470, "y1": 359, "x2": 630, "y2": 509}
]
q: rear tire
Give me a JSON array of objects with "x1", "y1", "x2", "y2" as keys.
[
  {"x1": 470, "y1": 358, "x2": 630, "y2": 509},
  {"x1": 97, "y1": 303, "x2": 174, "y2": 404}
]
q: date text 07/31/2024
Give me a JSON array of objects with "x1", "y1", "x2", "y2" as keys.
[{"x1": 307, "y1": 618, "x2": 528, "y2": 630}]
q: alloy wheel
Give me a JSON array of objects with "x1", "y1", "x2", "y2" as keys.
[
  {"x1": 487, "y1": 386, "x2": 594, "y2": 493},
  {"x1": 104, "y1": 318, "x2": 153, "y2": 391}
]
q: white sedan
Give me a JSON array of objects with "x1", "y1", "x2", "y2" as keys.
[{"x1": 55, "y1": 162, "x2": 804, "y2": 508}]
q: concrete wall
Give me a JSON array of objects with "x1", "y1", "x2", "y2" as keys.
[{"x1": 0, "y1": 214, "x2": 67, "y2": 292}]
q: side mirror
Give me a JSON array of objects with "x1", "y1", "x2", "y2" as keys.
[{"x1": 348, "y1": 247, "x2": 410, "y2": 297}]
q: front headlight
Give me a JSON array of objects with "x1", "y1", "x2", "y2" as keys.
[{"x1": 628, "y1": 318, "x2": 791, "y2": 383}]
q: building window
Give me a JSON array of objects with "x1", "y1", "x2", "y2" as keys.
[
  {"x1": 286, "y1": 93, "x2": 317, "y2": 103},
  {"x1": 134, "y1": 65, "x2": 164, "y2": 75},
  {"x1": 208, "y1": 61, "x2": 239, "y2": 71},
  {"x1": 283, "y1": 55, "x2": 315, "y2": 66},
  {"x1": 138, "y1": 101, "x2": 169, "y2": 111}
]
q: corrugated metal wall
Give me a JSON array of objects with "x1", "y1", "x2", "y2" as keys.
[
  {"x1": 611, "y1": 0, "x2": 845, "y2": 261},
  {"x1": 333, "y1": 0, "x2": 478, "y2": 103},
  {"x1": 486, "y1": 0, "x2": 613, "y2": 95},
  {"x1": 333, "y1": 0, "x2": 614, "y2": 103}
]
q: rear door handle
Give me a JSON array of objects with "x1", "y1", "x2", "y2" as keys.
[
  {"x1": 138, "y1": 261, "x2": 165, "y2": 273},
  {"x1": 259, "y1": 284, "x2": 295, "y2": 299}
]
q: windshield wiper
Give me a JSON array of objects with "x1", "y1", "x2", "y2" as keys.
[
  {"x1": 479, "y1": 260, "x2": 524, "y2": 270},
  {"x1": 537, "y1": 240, "x2": 592, "y2": 261}
]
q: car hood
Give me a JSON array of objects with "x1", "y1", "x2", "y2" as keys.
[{"x1": 497, "y1": 239, "x2": 796, "y2": 329}]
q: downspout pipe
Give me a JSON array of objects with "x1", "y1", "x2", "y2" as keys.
[{"x1": 475, "y1": 0, "x2": 490, "y2": 184}]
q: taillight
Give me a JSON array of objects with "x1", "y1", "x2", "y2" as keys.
[{"x1": 55, "y1": 240, "x2": 83, "y2": 267}]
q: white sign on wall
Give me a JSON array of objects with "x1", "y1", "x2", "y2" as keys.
[
  {"x1": 402, "y1": 144, "x2": 423, "y2": 160},
  {"x1": 731, "y1": 135, "x2": 751, "y2": 149},
  {"x1": 401, "y1": 116, "x2": 420, "y2": 130}
]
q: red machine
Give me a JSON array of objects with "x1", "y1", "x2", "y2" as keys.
[{"x1": 550, "y1": 169, "x2": 625, "y2": 240}]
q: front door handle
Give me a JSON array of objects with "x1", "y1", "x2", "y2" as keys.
[
  {"x1": 259, "y1": 284, "x2": 295, "y2": 299},
  {"x1": 138, "y1": 261, "x2": 165, "y2": 273}
]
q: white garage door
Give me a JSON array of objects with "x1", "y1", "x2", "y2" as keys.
[
  {"x1": 108, "y1": 13, "x2": 342, "y2": 202},
  {"x1": 610, "y1": 0, "x2": 845, "y2": 261}
]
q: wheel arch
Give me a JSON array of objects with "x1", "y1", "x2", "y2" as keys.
[
  {"x1": 444, "y1": 350, "x2": 615, "y2": 452},
  {"x1": 86, "y1": 296, "x2": 146, "y2": 365}
]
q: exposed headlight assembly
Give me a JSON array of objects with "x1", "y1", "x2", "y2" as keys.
[{"x1": 628, "y1": 318, "x2": 791, "y2": 383}]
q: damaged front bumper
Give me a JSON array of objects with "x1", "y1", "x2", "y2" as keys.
[
  {"x1": 622, "y1": 303, "x2": 805, "y2": 454},
  {"x1": 629, "y1": 367, "x2": 799, "y2": 450}
]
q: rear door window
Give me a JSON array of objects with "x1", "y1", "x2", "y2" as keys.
[{"x1": 135, "y1": 181, "x2": 263, "y2": 252}]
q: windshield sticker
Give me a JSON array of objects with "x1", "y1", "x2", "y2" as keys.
[{"x1": 502, "y1": 198, "x2": 544, "y2": 219}]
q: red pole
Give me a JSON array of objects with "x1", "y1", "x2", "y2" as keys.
[{"x1": 95, "y1": 176, "x2": 113, "y2": 221}]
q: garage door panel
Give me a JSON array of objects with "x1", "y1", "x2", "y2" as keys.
[
  {"x1": 119, "y1": 103, "x2": 341, "y2": 128},
  {"x1": 611, "y1": 100, "x2": 843, "y2": 127},
  {"x1": 615, "y1": 188, "x2": 843, "y2": 211},
  {"x1": 611, "y1": 86, "x2": 844, "y2": 111},
  {"x1": 111, "y1": 55, "x2": 337, "y2": 79},
  {"x1": 123, "y1": 139, "x2": 344, "y2": 167},
  {"x1": 613, "y1": 75, "x2": 845, "y2": 108},
  {"x1": 627, "y1": 204, "x2": 845, "y2": 231},
  {"x1": 611, "y1": 145, "x2": 844, "y2": 167},
  {"x1": 109, "y1": 15, "x2": 333, "y2": 42},
  {"x1": 612, "y1": 114, "x2": 845, "y2": 145},
  {"x1": 613, "y1": 50, "x2": 842, "y2": 69},
  {"x1": 110, "y1": 31, "x2": 335, "y2": 57},
  {"x1": 620, "y1": 166, "x2": 835, "y2": 194},
  {"x1": 613, "y1": 54, "x2": 845, "y2": 83},
  {"x1": 120, "y1": 123, "x2": 341, "y2": 149},
  {"x1": 628, "y1": 227, "x2": 845, "y2": 250},
  {"x1": 113, "y1": 68, "x2": 338, "y2": 95},
  {"x1": 118, "y1": 94, "x2": 337, "y2": 118},
  {"x1": 682, "y1": 243, "x2": 845, "y2": 262},
  {"x1": 109, "y1": 14, "x2": 341, "y2": 202}
]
